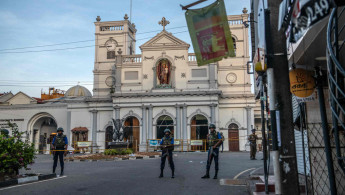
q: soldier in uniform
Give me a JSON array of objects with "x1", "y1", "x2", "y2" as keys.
[
  {"x1": 51, "y1": 127, "x2": 68, "y2": 175},
  {"x1": 248, "y1": 129, "x2": 258, "y2": 160},
  {"x1": 159, "y1": 129, "x2": 175, "y2": 178},
  {"x1": 201, "y1": 124, "x2": 223, "y2": 179}
]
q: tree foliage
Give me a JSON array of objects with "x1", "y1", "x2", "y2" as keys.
[{"x1": 0, "y1": 122, "x2": 36, "y2": 178}]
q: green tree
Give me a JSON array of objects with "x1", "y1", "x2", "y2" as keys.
[{"x1": 0, "y1": 121, "x2": 36, "y2": 180}]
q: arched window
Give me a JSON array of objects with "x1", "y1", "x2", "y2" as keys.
[{"x1": 156, "y1": 115, "x2": 174, "y2": 139}]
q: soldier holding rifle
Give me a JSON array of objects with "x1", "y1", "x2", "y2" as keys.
[
  {"x1": 201, "y1": 123, "x2": 223, "y2": 179},
  {"x1": 159, "y1": 129, "x2": 175, "y2": 178}
]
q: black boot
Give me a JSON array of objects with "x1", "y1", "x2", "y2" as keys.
[
  {"x1": 201, "y1": 169, "x2": 210, "y2": 179},
  {"x1": 213, "y1": 170, "x2": 218, "y2": 179},
  {"x1": 52, "y1": 167, "x2": 56, "y2": 174},
  {"x1": 159, "y1": 169, "x2": 163, "y2": 178},
  {"x1": 171, "y1": 169, "x2": 175, "y2": 178},
  {"x1": 60, "y1": 167, "x2": 64, "y2": 176}
]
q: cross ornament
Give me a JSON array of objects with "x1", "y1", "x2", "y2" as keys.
[{"x1": 158, "y1": 17, "x2": 170, "y2": 31}]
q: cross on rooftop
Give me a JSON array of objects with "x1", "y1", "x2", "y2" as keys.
[{"x1": 159, "y1": 17, "x2": 170, "y2": 31}]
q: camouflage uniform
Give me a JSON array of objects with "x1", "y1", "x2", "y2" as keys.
[
  {"x1": 202, "y1": 124, "x2": 223, "y2": 179},
  {"x1": 159, "y1": 129, "x2": 175, "y2": 178},
  {"x1": 248, "y1": 133, "x2": 258, "y2": 159}
]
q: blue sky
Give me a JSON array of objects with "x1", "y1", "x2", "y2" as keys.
[{"x1": 0, "y1": 0, "x2": 250, "y2": 97}]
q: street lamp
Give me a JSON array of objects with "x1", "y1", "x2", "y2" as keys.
[{"x1": 243, "y1": 21, "x2": 257, "y2": 28}]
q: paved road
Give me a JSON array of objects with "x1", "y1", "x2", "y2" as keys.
[{"x1": 1, "y1": 152, "x2": 263, "y2": 195}]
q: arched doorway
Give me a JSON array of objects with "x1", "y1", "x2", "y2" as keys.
[
  {"x1": 228, "y1": 123, "x2": 239, "y2": 151},
  {"x1": 105, "y1": 126, "x2": 113, "y2": 149},
  {"x1": 156, "y1": 115, "x2": 174, "y2": 139},
  {"x1": 190, "y1": 114, "x2": 208, "y2": 151},
  {"x1": 30, "y1": 116, "x2": 57, "y2": 154},
  {"x1": 123, "y1": 116, "x2": 140, "y2": 152}
]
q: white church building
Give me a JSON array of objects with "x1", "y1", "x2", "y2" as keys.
[{"x1": 0, "y1": 9, "x2": 256, "y2": 153}]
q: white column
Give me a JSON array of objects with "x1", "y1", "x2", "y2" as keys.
[
  {"x1": 141, "y1": 105, "x2": 147, "y2": 143},
  {"x1": 182, "y1": 105, "x2": 187, "y2": 139},
  {"x1": 210, "y1": 103, "x2": 216, "y2": 124},
  {"x1": 66, "y1": 111, "x2": 71, "y2": 145},
  {"x1": 175, "y1": 104, "x2": 181, "y2": 139},
  {"x1": 91, "y1": 110, "x2": 98, "y2": 153},
  {"x1": 148, "y1": 105, "x2": 153, "y2": 139}
]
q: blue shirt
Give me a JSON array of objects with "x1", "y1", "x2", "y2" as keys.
[
  {"x1": 52, "y1": 135, "x2": 68, "y2": 145},
  {"x1": 159, "y1": 136, "x2": 174, "y2": 145}
]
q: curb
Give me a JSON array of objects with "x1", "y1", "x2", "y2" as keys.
[
  {"x1": 0, "y1": 173, "x2": 56, "y2": 188},
  {"x1": 65, "y1": 155, "x2": 161, "y2": 162}
]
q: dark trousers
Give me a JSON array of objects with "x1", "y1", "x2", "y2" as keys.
[
  {"x1": 250, "y1": 144, "x2": 257, "y2": 159},
  {"x1": 206, "y1": 147, "x2": 219, "y2": 170},
  {"x1": 53, "y1": 148, "x2": 64, "y2": 171},
  {"x1": 160, "y1": 150, "x2": 174, "y2": 170}
]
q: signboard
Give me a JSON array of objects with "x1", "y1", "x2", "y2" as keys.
[
  {"x1": 284, "y1": 0, "x2": 334, "y2": 42},
  {"x1": 77, "y1": 142, "x2": 91, "y2": 147},
  {"x1": 289, "y1": 68, "x2": 316, "y2": 102},
  {"x1": 149, "y1": 140, "x2": 160, "y2": 146},
  {"x1": 190, "y1": 140, "x2": 203, "y2": 146},
  {"x1": 185, "y1": 0, "x2": 235, "y2": 66}
]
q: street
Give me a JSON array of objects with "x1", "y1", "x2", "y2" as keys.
[{"x1": 1, "y1": 152, "x2": 263, "y2": 195}]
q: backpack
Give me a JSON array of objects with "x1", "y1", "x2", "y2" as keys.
[{"x1": 54, "y1": 135, "x2": 66, "y2": 148}]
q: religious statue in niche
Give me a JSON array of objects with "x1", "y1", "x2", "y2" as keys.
[{"x1": 157, "y1": 59, "x2": 171, "y2": 85}]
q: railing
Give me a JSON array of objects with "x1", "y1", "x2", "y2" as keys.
[
  {"x1": 228, "y1": 20, "x2": 243, "y2": 25},
  {"x1": 122, "y1": 55, "x2": 142, "y2": 64},
  {"x1": 188, "y1": 53, "x2": 197, "y2": 62},
  {"x1": 100, "y1": 25, "x2": 123, "y2": 31},
  {"x1": 326, "y1": 7, "x2": 345, "y2": 174}
]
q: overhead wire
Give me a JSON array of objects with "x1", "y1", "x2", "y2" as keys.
[
  {"x1": 0, "y1": 26, "x2": 188, "y2": 52},
  {"x1": 0, "y1": 30, "x2": 189, "y2": 54}
]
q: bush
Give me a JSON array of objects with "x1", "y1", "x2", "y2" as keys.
[
  {"x1": 104, "y1": 148, "x2": 133, "y2": 155},
  {"x1": 0, "y1": 122, "x2": 36, "y2": 179}
]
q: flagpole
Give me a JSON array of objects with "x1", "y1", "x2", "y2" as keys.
[{"x1": 180, "y1": 0, "x2": 208, "y2": 10}]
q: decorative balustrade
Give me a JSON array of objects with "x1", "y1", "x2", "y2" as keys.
[
  {"x1": 228, "y1": 20, "x2": 243, "y2": 25},
  {"x1": 188, "y1": 53, "x2": 197, "y2": 62},
  {"x1": 123, "y1": 55, "x2": 142, "y2": 64},
  {"x1": 100, "y1": 25, "x2": 124, "y2": 31}
]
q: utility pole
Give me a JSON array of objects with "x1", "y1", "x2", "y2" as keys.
[{"x1": 266, "y1": 0, "x2": 300, "y2": 194}]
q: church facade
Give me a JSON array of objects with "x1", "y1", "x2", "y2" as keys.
[{"x1": 0, "y1": 10, "x2": 256, "y2": 153}]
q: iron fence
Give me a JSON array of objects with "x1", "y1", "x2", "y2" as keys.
[{"x1": 306, "y1": 123, "x2": 345, "y2": 195}]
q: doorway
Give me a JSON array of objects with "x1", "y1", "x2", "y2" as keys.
[{"x1": 228, "y1": 123, "x2": 239, "y2": 151}]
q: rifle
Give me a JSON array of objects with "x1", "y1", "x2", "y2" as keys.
[
  {"x1": 208, "y1": 146, "x2": 218, "y2": 163},
  {"x1": 161, "y1": 145, "x2": 171, "y2": 158}
]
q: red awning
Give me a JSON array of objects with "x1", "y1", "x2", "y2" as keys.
[{"x1": 71, "y1": 127, "x2": 89, "y2": 132}]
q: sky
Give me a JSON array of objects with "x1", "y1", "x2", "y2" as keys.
[{"x1": 0, "y1": 0, "x2": 250, "y2": 98}]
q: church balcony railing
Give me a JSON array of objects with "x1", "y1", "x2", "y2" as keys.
[
  {"x1": 228, "y1": 20, "x2": 243, "y2": 25},
  {"x1": 122, "y1": 55, "x2": 142, "y2": 64},
  {"x1": 100, "y1": 25, "x2": 124, "y2": 31},
  {"x1": 188, "y1": 53, "x2": 197, "y2": 62}
]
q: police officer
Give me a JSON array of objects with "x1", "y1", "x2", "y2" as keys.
[
  {"x1": 248, "y1": 129, "x2": 258, "y2": 160},
  {"x1": 202, "y1": 124, "x2": 223, "y2": 179},
  {"x1": 52, "y1": 127, "x2": 68, "y2": 175},
  {"x1": 159, "y1": 129, "x2": 175, "y2": 178}
]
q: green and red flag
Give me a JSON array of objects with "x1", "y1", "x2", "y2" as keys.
[{"x1": 185, "y1": 0, "x2": 235, "y2": 66}]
